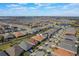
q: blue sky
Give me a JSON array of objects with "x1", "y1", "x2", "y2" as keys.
[{"x1": 0, "y1": 3, "x2": 79, "y2": 16}]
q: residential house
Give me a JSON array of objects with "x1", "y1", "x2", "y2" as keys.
[
  {"x1": 27, "y1": 38, "x2": 38, "y2": 45},
  {"x1": 0, "y1": 51, "x2": 8, "y2": 56},
  {"x1": 20, "y1": 31, "x2": 28, "y2": 36},
  {"x1": 64, "y1": 35, "x2": 77, "y2": 42},
  {"x1": 5, "y1": 45, "x2": 24, "y2": 56},
  {"x1": 64, "y1": 28, "x2": 76, "y2": 35},
  {"x1": 51, "y1": 47, "x2": 75, "y2": 56},
  {"x1": 13, "y1": 32, "x2": 24, "y2": 38},
  {"x1": 58, "y1": 42, "x2": 77, "y2": 55},
  {"x1": 31, "y1": 34, "x2": 45, "y2": 42},
  {"x1": 19, "y1": 41, "x2": 33, "y2": 51},
  {"x1": 3, "y1": 33, "x2": 15, "y2": 42}
]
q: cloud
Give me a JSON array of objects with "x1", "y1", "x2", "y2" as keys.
[
  {"x1": 6, "y1": 4, "x2": 20, "y2": 7},
  {"x1": 0, "y1": 3, "x2": 79, "y2": 16}
]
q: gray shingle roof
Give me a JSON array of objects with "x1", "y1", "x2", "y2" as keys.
[
  {"x1": 0, "y1": 51, "x2": 8, "y2": 56},
  {"x1": 59, "y1": 42, "x2": 77, "y2": 53},
  {"x1": 5, "y1": 45, "x2": 23, "y2": 56},
  {"x1": 64, "y1": 35, "x2": 77, "y2": 42},
  {"x1": 19, "y1": 41, "x2": 33, "y2": 51}
]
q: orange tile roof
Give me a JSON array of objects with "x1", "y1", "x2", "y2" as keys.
[
  {"x1": 13, "y1": 32, "x2": 23, "y2": 38},
  {"x1": 31, "y1": 34, "x2": 44, "y2": 42},
  {"x1": 27, "y1": 38, "x2": 38, "y2": 45},
  {"x1": 52, "y1": 47, "x2": 75, "y2": 56}
]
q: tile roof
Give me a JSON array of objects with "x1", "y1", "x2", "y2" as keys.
[
  {"x1": 13, "y1": 32, "x2": 23, "y2": 38},
  {"x1": 52, "y1": 47, "x2": 75, "y2": 56},
  {"x1": 31, "y1": 34, "x2": 44, "y2": 42},
  {"x1": 27, "y1": 38, "x2": 38, "y2": 45}
]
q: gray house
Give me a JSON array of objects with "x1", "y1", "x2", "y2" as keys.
[
  {"x1": 3, "y1": 33, "x2": 15, "y2": 42},
  {"x1": 5, "y1": 45, "x2": 24, "y2": 56},
  {"x1": 64, "y1": 35, "x2": 77, "y2": 42},
  {"x1": 19, "y1": 41, "x2": 33, "y2": 51},
  {"x1": 59, "y1": 42, "x2": 77, "y2": 54},
  {"x1": 0, "y1": 51, "x2": 8, "y2": 56}
]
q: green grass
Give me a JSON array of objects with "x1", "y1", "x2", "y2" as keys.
[{"x1": 23, "y1": 51, "x2": 31, "y2": 56}]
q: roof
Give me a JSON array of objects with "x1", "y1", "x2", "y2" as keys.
[
  {"x1": 31, "y1": 34, "x2": 44, "y2": 42},
  {"x1": 27, "y1": 38, "x2": 38, "y2": 45},
  {"x1": 59, "y1": 42, "x2": 77, "y2": 53},
  {"x1": 5, "y1": 45, "x2": 23, "y2": 56},
  {"x1": 19, "y1": 41, "x2": 33, "y2": 51},
  {"x1": 52, "y1": 47, "x2": 75, "y2": 56},
  {"x1": 4, "y1": 33, "x2": 15, "y2": 39},
  {"x1": 20, "y1": 31, "x2": 27, "y2": 35},
  {"x1": 0, "y1": 51, "x2": 8, "y2": 56},
  {"x1": 64, "y1": 35, "x2": 77, "y2": 42},
  {"x1": 13, "y1": 32, "x2": 23, "y2": 38},
  {"x1": 64, "y1": 28, "x2": 76, "y2": 35},
  {"x1": 62, "y1": 39, "x2": 75, "y2": 46}
]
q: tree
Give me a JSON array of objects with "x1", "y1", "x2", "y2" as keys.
[{"x1": 0, "y1": 35, "x2": 4, "y2": 42}]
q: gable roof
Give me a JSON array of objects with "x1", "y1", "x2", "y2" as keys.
[
  {"x1": 59, "y1": 42, "x2": 77, "y2": 54},
  {"x1": 27, "y1": 38, "x2": 38, "y2": 45},
  {"x1": 64, "y1": 28, "x2": 76, "y2": 35},
  {"x1": 31, "y1": 34, "x2": 44, "y2": 42},
  {"x1": 13, "y1": 32, "x2": 23, "y2": 38},
  {"x1": 19, "y1": 41, "x2": 33, "y2": 51},
  {"x1": 52, "y1": 47, "x2": 75, "y2": 56},
  {"x1": 0, "y1": 51, "x2": 8, "y2": 56},
  {"x1": 4, "y1": 33, "x2": 15, "y2": 39},
  {"x1": 64, "y1": 35, "x2": 77, "y2": 42},
  {"x1": 5, "y1": 45, "x2": 23, "y2": 56}
]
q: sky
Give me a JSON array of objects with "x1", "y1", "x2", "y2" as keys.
[{"x1": 0, "y1": 3, "x2": 79, "y2": 16}]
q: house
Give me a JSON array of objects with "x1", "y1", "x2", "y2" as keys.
[
  {"x1": 20, "y1": 31, "x2": 28, "y2": 36},
  {"x1": 31, "y1": 28, "x2": 38, "y2": 34},
  {"x1": 3, "y1": 33, "x2": 15, "y2": 42},
  {"x1": 11, "y1": 26, "x2": 18, "y2": 32},
  {"x1": 51, "y1": 47, "x2": 75, "y2": 56},
  {"x1": 62, "y1": 39, "x2": 76, "y2": 46},
  {"x1": 27, "y1": 38, "x2": 38, "y2": 45},
  {"x1": 4, "y1": 28, "x2": 12, "y2": 33},
  {"x1": 5, "y1": 45, "x2": 24, "y2": 56},
  {"x1": 27, "y1": 29, "x2": 34, "y2": 34},
  {"x1": 64, "y1": 35, "x2": 77, "y2": 42},
  {"x1": 19, "y1": 41, "x2": 33, "y2": 51},
  {"x1": 64, "y1": 28, "x2": 76, "y2": 35},
  {"x1": 58, "y1": 42, "x2": 77, "y2": 54},
  {"x1": 13, "y1": 32, "x2": 24, "y2": 38},
  {"x1": 0, "y1": 51, "x2": 8, "y2": 56},
  {"x1": 31, "y1": 34, "x2": 45, "y2": 42}
]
